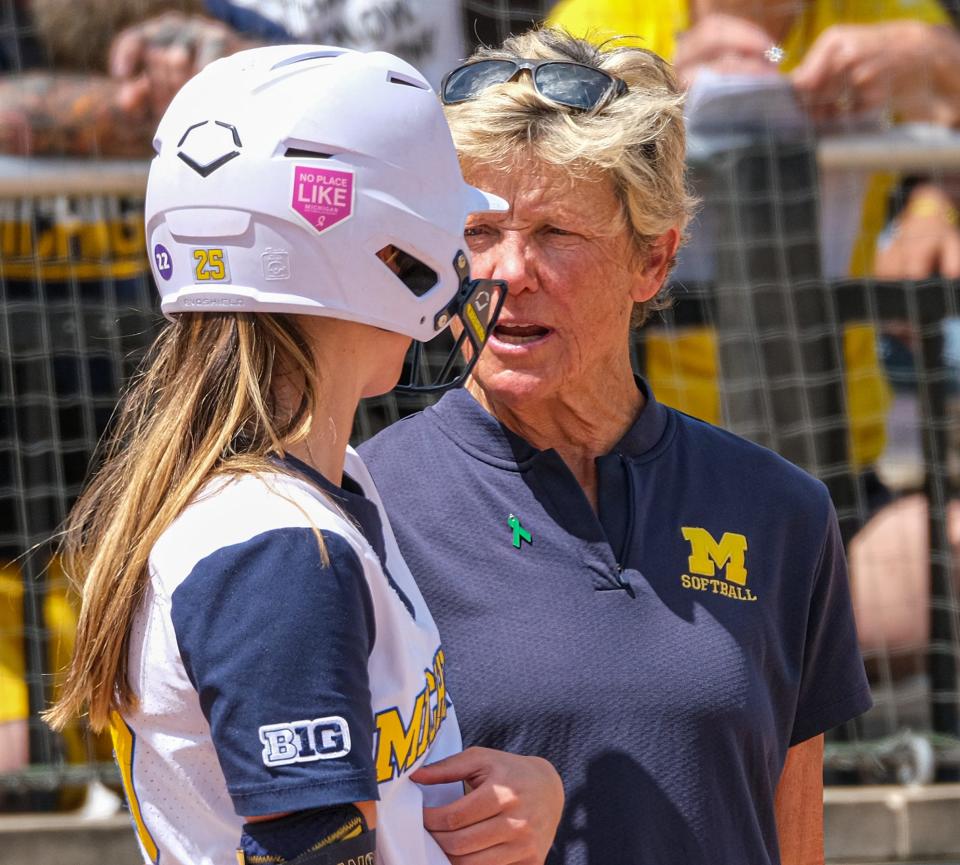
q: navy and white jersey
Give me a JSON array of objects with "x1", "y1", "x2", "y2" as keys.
[
  {"x1": 360, "y1": 382, "x2": 872, "y2": 865},
  {"x1": 115, "y1": 448, "x2": 460, "y2": 865}
]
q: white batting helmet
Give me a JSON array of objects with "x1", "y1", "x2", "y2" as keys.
[{"x1": 145, "y1": 45, "x2": 506, "y2": 390}]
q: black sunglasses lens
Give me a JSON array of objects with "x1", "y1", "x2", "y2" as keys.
[
  {"x1": 443, "y1": 60, "x2": 518, "y2": 103},
  {"x1": 534, "y1": 63, "x2": 614, "y2": 109}
]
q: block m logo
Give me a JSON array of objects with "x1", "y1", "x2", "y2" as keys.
[{"x1": 681, "y1": 527, "x2": 748, "y2": 586}]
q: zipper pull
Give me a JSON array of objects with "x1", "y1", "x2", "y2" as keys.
[{"x1": 615, "y1": 563, "x2": 636, "y2": 597}]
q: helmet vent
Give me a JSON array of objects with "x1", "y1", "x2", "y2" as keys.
[
  {"x1": 377, "y1": 245, "x2": 438, "y2": 297},
  {"x1": 388, "y1": 72, "x2": 429, "y2": 90},
  {"x1": 271, "y1": 49, "x2": 347, "y2": 70},
  {"x1": 284, "y1": 147, "x2": 334, "y2": 159}
]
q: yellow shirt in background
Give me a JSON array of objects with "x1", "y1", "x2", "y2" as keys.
[
  {"x1": 549, "y1": 0, "x2": 949, "y2": 468},
  {"x1": 549, "y1": 0, "x2": 948, "y2": 70}
]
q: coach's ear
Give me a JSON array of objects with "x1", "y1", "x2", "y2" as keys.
[{"x1": 631, "y1": 227, "x2": 680, "y2": 303}]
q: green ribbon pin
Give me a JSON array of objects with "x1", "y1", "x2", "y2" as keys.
[{"x1": 508, "y1": 513, "x2": 532, "y2": 549}]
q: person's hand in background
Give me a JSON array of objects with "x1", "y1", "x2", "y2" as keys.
[
  {"x1": 791, "y1": 21, "x2": 960, "y2": 124},
  {"x1": 874, "y1": 183, "x2": 960, "y2": 280},
  {"x1": 111, "y1": 11, "x2": 258, "y2": 119},
  {"x1": 674, "y1": 13, "x2": 782, "y2": 88}
]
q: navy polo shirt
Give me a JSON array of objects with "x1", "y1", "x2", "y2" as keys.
[{"x1": 359, "y1": 382, "x2": 872, "y2": 865}]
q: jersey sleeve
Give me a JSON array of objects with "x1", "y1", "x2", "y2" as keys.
[
  {"x1": 790, "y1": 506, "x2": 873, "y2": 745},
  {"x1": 170, "y1": 527, "x2": 378, "y2": 816}
]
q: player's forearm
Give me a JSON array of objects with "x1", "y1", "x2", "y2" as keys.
[
  {"x1": 238, "y1": 802, "x2": 377, "y2": 865},
  {"x1": 0, "y1": 74, "x2": 155, "y2": 157}
]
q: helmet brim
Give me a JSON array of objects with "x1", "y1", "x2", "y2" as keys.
[{"x1": 465, "y1": 184, "x2": 509, "y2": 214}]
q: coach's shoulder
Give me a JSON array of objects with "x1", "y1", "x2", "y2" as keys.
[
  {"x1": 670, "y1": 407, "x2": 834, "y2": 516},
  {"x1": 359, "y1": 404, "x2": 439, "y2": 465},
  {"x1": 358, "y1": 401, "x2": 464, "y2": 505}
]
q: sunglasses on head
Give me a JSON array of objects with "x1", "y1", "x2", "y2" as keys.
[{"x1": 440, "y1": 58, "x2": 628, "y2": 111}]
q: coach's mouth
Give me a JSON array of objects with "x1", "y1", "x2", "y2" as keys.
[{"x1": 491, "y1": 322, "x2": 552, "y2": 347}]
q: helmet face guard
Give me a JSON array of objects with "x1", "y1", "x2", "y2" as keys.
[{"x1": 395, "y1": 250, "x2": 506, "y2": 394}]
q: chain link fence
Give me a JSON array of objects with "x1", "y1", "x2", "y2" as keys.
[{"x1": 1, "y1": 0, "x2": 959, "y2": 817}]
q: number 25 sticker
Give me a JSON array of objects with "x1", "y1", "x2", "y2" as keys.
[{"x1": 193, "y1": 247, "x2": 230, "y2": 282}]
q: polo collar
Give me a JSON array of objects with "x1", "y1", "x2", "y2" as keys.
[
  {"x1": 275, "y1": 453, "x2": 387, "y2": 563},
  {"x1": 427, "y1": 377, "x2": 671, "y2": 467}
]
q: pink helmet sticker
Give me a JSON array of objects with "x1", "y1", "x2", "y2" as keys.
[{"x1": 291, "y1": 165, "x2": 354, "y2": 234}]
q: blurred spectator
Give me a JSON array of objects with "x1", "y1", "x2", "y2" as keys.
[
  {"x1": 30, "y1": 0, "x2": 200, "y2": 72},
  {"x1": 549, "y1": 0, "x2": 960, "y2": 459},
  {"x1": 548, "y1": 0, "x2": 960, "y2": 277},
  {"x1": 848, "y1": 493, "x2": 960, "y2": 659},
  {"x1": 109, "y1": 11, "x2": 263, "y2": 124},
  {"x1": 0, "y1": 73, "x2": 159, "y2": 156},
  {"x1": 793, "y1": 9, "x2": 960, "y2": 282},
  {"x1": 876, "y1": 177, "x2": 960, "y2": 281},
  {"x1": 790, "y1": 18, "x2": 960, "y2": 127},
  {"x1": 108, "y1": 0, "x2": 466, "y2": 126},
  {"x1": 0, "y1": 1, "x2": 469, "y2": 156},
  {"x1": 0, "y1": 0, "x2": 205, "y2": 156},
  {"x1": 550, "y1": 0, "x2": 960, "y2": 673}
]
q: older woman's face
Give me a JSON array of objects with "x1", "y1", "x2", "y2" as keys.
[{"x1": 463, "y1": 155, "x2": 675, "y2": 407}]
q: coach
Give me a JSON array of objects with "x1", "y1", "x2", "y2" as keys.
[{"x1": 361, "y1": 29, "x2": 871, "y2": 865}]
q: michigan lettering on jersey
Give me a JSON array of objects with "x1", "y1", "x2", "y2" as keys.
[
  {"x1": 374, "y1": 647, "x2": 447, "y2": 783},
  {"x1": 680, "y1": 527, "x2": 757, "y2": 602}
]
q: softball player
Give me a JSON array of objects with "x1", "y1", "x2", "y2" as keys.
[{"x1": 44, "y1": 45, "x2": 509, "y2": 865}]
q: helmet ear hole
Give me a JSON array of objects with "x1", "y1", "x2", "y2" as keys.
[{"x1": 376, "y1": 245, "x2": 438, "y2": 297}]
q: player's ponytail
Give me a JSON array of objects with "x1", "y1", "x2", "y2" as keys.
[{"x1": 43, "y1": 312, "x2": 320, "y2": 733}]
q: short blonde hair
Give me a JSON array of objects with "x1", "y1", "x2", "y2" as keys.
[{"x1": 444, "y1": 28, "x2": 698, "y2": 325}]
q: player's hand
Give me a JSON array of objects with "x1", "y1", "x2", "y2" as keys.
[
  {"x1": 110, "y1": 12, "x2": 252, "y2": 118},
  {"x1": 874, "y1": 184, "x2": 960, "y2": 280},
  {"x1": 674, "y1": 13, "x2": 781, "y2": 89},
  {"x1": 791, "y1": 21, "x2": 940, "y2": 122},
  {"x1": 413, "y1": 746, "x2": 564, "y2": 865}
]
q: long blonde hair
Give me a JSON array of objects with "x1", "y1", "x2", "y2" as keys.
[{"x1": 43, "y1": 312, "x2": 319, "y2": 733}]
